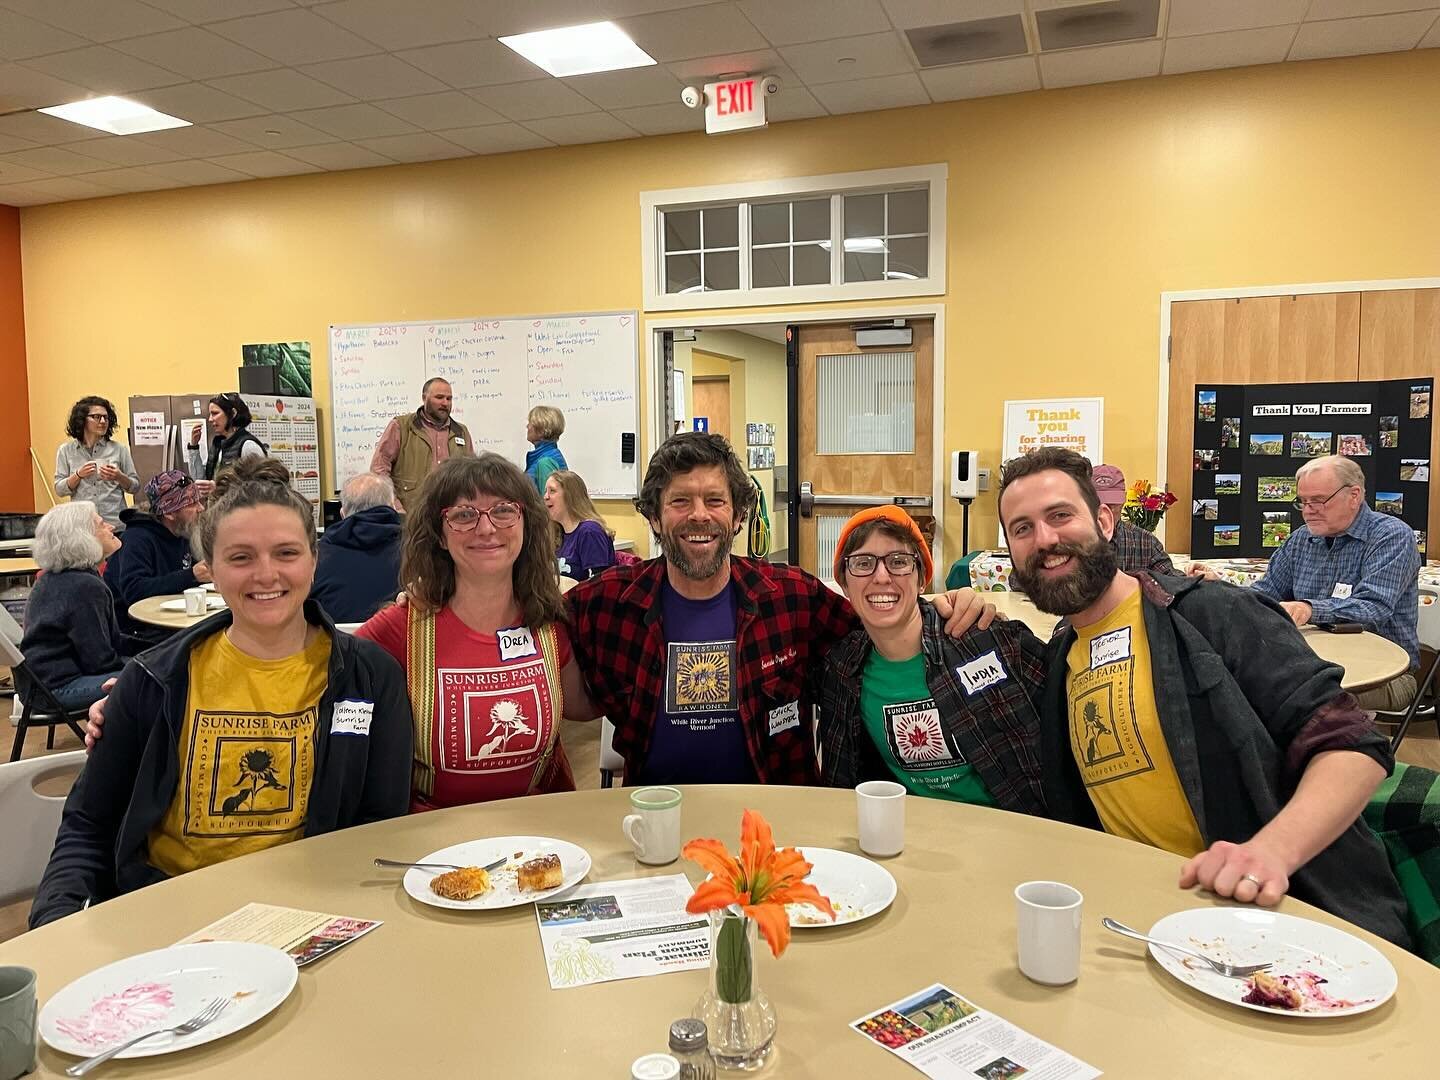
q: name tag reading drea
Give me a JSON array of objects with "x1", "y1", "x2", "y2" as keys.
[
  {"x1": 1089, "y1": 627, "x2": 1132, "y2": 670},
  {"x1": 497, "y1": 626, "x2": 538, "y2": 662},
  {"x1": 956, "y1": 650, "x2": 1008, "y2": 695}
]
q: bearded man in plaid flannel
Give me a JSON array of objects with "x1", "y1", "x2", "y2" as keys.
[{"x1": 567, "y1": 432, "x2": 994, "y2": 786}]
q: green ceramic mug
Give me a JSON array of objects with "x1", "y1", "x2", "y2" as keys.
[{"x1": 0, "y1": 966, "x2": 36, "y2": 1080}]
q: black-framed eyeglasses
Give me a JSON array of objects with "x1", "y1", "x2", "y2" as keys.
[
  {"x1": 841, "y1": 551, "x2": 920, "y2": 578},
  {"x1": 86, "y1": 412, "x2": 109, "y2": 421},
  {"x1": 1292, "y1": 485, "x2": 1353, "y2": 511},
  {"x1": 442, "y1": 502, "x2": 521, "y2": 531}
]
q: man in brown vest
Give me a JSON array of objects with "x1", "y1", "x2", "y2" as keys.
[{"x1": 369, "y1": 378, "x2": 474, "y2": 511}]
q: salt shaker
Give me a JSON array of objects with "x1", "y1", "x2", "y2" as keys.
[
  {"x1": 668, "y1": 1019, "x2": 715, "y2": 1080},
  {"x1": 631, "y1": 1053, "x2": 680, "y2": 1080}
]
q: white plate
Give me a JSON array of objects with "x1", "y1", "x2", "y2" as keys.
[
  {"x1": 403, "y1": 836, "x2": 591, "y2": 910},
  {"x1": 786, "y1": 847, "x2": 897, "y2": 928},
  {"x1": 40, "y1": 941, "x2": 297, "y2": 1060},
  {"x1": 1147, "y1": 908, "x2": 1397, "y2": 1018},
  {"x1": 158, "y1": 595, "x2": 226, "y2": 613}
]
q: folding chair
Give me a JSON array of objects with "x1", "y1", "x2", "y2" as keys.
[
  {"x1": 599, "y1": 717, "x2": 624, "y2": 789},
  {"x1": 0, "y1": 634, "x2": 90, "y2": 763},
  {"x1": 1390, "y1": 587, "x2": 1440, "y2": 753},
  {"x1": 0, "y1": 749, "x2": 85, "y2": 903}
]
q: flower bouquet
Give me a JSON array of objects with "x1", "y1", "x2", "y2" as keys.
[{"x1": 1121, "y1": 479, "x2": 1177, "y2": 533}]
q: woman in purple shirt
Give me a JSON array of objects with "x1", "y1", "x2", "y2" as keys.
[{"x1": 544, "y1": 470, "x2": 616, "y2": 581}]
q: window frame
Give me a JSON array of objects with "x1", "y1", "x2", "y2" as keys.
[{"x1": 641, "y1": 164, "x2": 947, "y2": 312}]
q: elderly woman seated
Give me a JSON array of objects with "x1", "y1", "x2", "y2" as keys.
[
  {"x1": 815, "y1": 506, "x2": 1049, "y2": 815},
  {"x1": 20, "y1": 500, "x2": 126, "y2": 711}
]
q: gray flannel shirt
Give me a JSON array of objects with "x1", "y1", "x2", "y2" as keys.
[{"x1": 54, "y1": 438, "x2": 139, "y2": 528}]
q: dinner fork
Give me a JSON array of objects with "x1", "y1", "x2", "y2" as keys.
[
  {"x1": 66, "y1": 997, "x2": 230, "y2": 1076},
  {"x1": 373, "y1": 855, "x2": 509, "y2": 873},
  {"x1": 1101, "y1": 918, "x2": 1273, "y2": 979}
]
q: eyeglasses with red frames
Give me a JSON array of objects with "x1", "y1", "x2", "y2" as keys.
[{"x1": 442, "y1": 502, "x2": 521, "y2": 531}]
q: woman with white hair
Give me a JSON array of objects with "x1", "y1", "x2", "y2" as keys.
[{"x1": 20, "y1": 500, "x2": 126, "y2": 710}]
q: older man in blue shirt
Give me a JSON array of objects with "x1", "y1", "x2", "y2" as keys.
[{"x1": 1253, "y1": 454, "x2": 1420, "y2": 710}]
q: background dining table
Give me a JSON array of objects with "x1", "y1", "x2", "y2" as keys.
[
  {"x1": 0, "y1": 785, "x2": 1432, "y2": 1076},
  {"x1": 127, "y1": 592, "x2": 225, "y2": 630}
]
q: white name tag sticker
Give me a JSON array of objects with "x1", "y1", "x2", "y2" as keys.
[
  {"x1": 331, "y1": 699, "x2": 374, "y2": 737},
  {"x1": 1332, "y1": 582, "x2": 1352, "y2": 599},
  {"x1": 956, "y1": 650, "x2": 1008, "y2": 695},
  {"x1": 454, "y1": 437, "x2": 465, "y2": 446},
  {"x1": 497, "y1": 626, "x2": 538, "y2": 661},
  {"x1": 768, "y1": 700, "x2": 800, "y2": 736},
  {"x1": 1089, "y1": 627, "x2": 1132, "y2": 670}
]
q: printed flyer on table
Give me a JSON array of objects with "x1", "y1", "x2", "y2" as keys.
[
  {"x1": 535, "y1": 874, "x2": 710, "y2": 989},
  {"x1": 852, "y1": 983, "x2": 1101, "y2": 1079}
]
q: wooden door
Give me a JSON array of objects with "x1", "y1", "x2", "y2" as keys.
[
  {"x1": 692, "y1": 376, "x2": 731, "y2": 444},
  {"x1": 1167, "y1": 293, "x2": 1360, "y2": 552},
  {"x1": 795, "y1": 320, "x2": 935, "y2": 586}
]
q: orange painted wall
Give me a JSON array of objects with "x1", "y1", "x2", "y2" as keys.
[{"x1": 0, "y1": 206, "x2": 33, "y2": 511}]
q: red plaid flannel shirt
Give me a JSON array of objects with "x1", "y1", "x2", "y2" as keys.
[{"x1": 566, "y1": 556, "x2": 858, "y2": 785}]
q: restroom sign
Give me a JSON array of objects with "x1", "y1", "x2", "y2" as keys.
[{"x1": 705, "y1": 77, "x2": 766, "y2": 134}]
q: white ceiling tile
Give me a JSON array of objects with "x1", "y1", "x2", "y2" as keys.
[
  {"x1": 1162, "y1": 25, "x2": 1298, "y2": 74},
  {"x1": 739, "y1": 0, "x2": 891, "y2": 45},
  {"x1": 77, "y1": 167, "x2": 184, "y2": 192},
  {"x1": 610, "y1": 101, "x2": 705, "y2": 135},
  {"x1": 111, "y1": 28, "x2": 279, "y2": 81},
  {"x1": 469, "y1": 80, "x2": 599, "y2": 120},
  {"x1": 12, "y1": 175, "x2": 117, "y2": 201},
  {"x1": 667, "y1": 50, "x2": 786, "y2": 81},
  {"x1": 619, "y1": 4, "x2": 770, "y2": 62},
  {"x1": 1424, "y1": 16, "x2": 1440, "y2": 46},
  {"x1": 300, "y1": 54, "x2": 448, "y2": 100},
  {"x1": 523, "y1": 113, "x2": 640, "y2": 145},
  {"x1": 288, "y1": 102, "x2": 419, "y2": 139},
  {"x1": 210, "y1": 114, "x2": 341, "y2": 149},
  {"x1": 0, "y1": 61, "x2": 91, "y2": 112},
  {"x1": 566, "y1": 66, "x2": 687, "y2": 109},
  {"x1": 131, "y1": 82, "x2": 268, "y2": 124},
  {"x1": 312, "y1": 0, "x2": 490, "y2": 50},
  {"x1": 354, "y1": 131, "x2": 472, "y2": 162},
  {"x1": 141, "y1": 159, "x2": 252, "y2": 185},
  {"x1": 395, "y1": 39, "x2": 547, "y2": 89},
  {"x1": 919, "y1": 55, "x2": 1040, "y2": 100},
  {"x1": 376, "y1": 91, "x2": 505, "y2": 129},
  {"x1": 283, "y1": 141, "x2": 397, "y2": 169},
  {"x1": 0, "y1": 9, "x2": 88, "y2": 61},
  {"x1": 1039, "y1": 39, "x2": 1164, "y2": 88},
  {"x1": 0, "y1": 0, "x2": 185, "y2": 42},
  {"x1": 206, "y1": 150, "x2": 323, "y2": 178},
  {"x1": 779, "y1": 32, "x2": 914, "y2": 84},
  {"x1": 437, "y1": 122, "x2": 554, "y2": 154},
  {"x1": 810, "y1": 72, "x2": 929, "y2": 113},
  {"x1": 144, "y1": 1, "x2": 295, "y2": 22},
  {"x1": 0, "y1": 110, "x2": 99, "y2": 146},
  {"x1": 1290, "y1": 11, "x2": 1435, "y2": 59},
  {"x1": 209, "y1": 9, "x2": 383, "y2": 66},
  {"x1": 209, "y1": 69, "x2": 357, "y2": 111},
  {"x1": 65, "y1": 136, "x2": 186, "y2": 166},
  {"x1": 1167, "y1": 0, "x2": 1311, "y2": 38},
  {"x1": 132, "y1": 124, "x2": 262, "y2": 157},
  {"x1": 0, "y1": 144, "x2": 113, "y2": 175},
  {"x1": 0, "y1": 158, "x2": 54, "y2": 185},
  {"x1": 1308, "y1": 1, "x2": 1440, "y2": 19},
  {"x1": 882, "y1": 0, "x2": 1023, "y2": 28},
  {"x1": 22, "y1": 46, "x2": 187, "y2": 94},
  {"x1": 765, "y1": 84, "x2": 827, "y2": 120},
  {"x1": 0, "y1": 183, "x2": 54, "y2": 206},
  {"x1": 0, "y1": 133, "x2": 37, "y2": 154}
]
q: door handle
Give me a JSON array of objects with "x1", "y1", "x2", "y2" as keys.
[
  {"x1": 797, "y1": 489, "x2": 933, "y2": 515},
  {"x1": 799, "y1": 481, "x2": 814, "y2": 518}
]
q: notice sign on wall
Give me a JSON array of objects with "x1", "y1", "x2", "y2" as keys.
[
  {"x1": 132, "y1": 411, "x2": 165, "y2": 446},
  {"x1": 1001, "y1": 397, "x2": 1104, "y2": 465}
]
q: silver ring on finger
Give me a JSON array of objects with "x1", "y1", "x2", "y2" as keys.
[{"x1": 1240, "y1": 873, "x2": 1263, "y2": 888}]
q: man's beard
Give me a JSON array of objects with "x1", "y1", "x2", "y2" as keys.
[
  {"x1": 659, "y1": 521, "x2": 731, "y2": 581},
  {"x1": 423, "y1": 405, "x2": 449, "y2": 425},
  {"x1": 1010, "y1": 533, "x2": 1117, "y2": 616}
]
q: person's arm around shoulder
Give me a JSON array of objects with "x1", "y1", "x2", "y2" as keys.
[
  {"x1": 369, "y1": 418, "x2": 401, "y2": 476},
  {"x1": 346, "y1": 637, "x2": 414, "y2": 824},
  {"x1": 30, "y1": 666, "x2": 152, "y2": 927}
]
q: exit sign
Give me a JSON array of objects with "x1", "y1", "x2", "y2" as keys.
[{"x1": 704, "y1": 77, "x2": 766, "y2": 135}]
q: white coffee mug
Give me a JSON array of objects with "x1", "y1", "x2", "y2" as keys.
[
  {"x1": 183, "y1": 587, "x2": 207, "y2": 616},
  {"x1": 1015, "y1": 880, "x2": 1083, "y2": 985},
  {"x1": 622, "y1": 786, "x2": 682, "y2": 865},
  {"x1": 856, "y1": 780, "x2": 906, "y2": 857}
]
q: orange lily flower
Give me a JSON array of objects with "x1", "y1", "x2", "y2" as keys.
[{"x1": 683, "y1": 808, "x2": 835, "y2": 958}]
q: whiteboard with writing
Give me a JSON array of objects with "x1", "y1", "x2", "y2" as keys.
[{"x1": 329, "y1": 311, "x2": 639, "y2": 497}]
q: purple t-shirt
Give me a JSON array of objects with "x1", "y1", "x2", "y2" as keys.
[
  {"x1": 639, "y1": 579, "x2": 758, "y2": 785},
  {"x1": 558, "y1": 520, "x2": 615, "y2": 581}
]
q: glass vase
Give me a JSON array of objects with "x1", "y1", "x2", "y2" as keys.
[{"x1": 693, "y1": 910, "x2": 776, "y2": 1071}]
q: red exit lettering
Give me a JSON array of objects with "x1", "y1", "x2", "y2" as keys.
[{"x1": 716, "y1": 80, "x2": 755, "y2": 116}]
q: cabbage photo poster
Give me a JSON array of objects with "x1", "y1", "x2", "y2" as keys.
[{"x1": 1000, "y1": 398, "x2": 1103, "y2": 544}]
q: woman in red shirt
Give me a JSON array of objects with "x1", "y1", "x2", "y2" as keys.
[{"x1": 358, "y1": 454, "x2": 598, "y2": 810}]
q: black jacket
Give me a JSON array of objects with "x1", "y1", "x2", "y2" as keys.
[
  {"x1": 1038, "y1": 572, "x2": 1409, "y2": 948},
  {"x1": 104, "y1": 509, "x2": 199, "y2": 632},
  {"x1": 203, "y1": 427, "x2": 267, "y2": 480},
  {"x1": 18, "y1": 569, "x2": 124, "y2": 698},
  {"x1": 309, "y1": 506, "x2": 403, "y2": 623},
  {"x1": 30, "y1": 601, "x2": 414, "y2": 928}
]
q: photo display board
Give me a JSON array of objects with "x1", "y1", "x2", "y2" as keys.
[{"x1": 1190, "y1": 377, "x2": 1432, "y2": 559}]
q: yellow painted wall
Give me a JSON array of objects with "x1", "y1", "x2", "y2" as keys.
[{"x1": 19, "y1": 50, "x2": 1440, "y2": 561}]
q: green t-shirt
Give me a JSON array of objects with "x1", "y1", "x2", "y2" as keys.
[{"x1": 859, "y1": 650, "x2": 996, "y2": 806}]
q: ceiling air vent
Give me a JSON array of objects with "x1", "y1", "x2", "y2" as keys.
[
  {"x1": 905, "y1": 14, "x2": 1029, "y2": 68},
  {"x1": 1034, "y1": 0, "x2": 1160, "y2": 51}
]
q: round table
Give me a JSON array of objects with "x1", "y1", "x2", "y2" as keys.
[
  {"x1": 128, "y1": 593, "x2": 226, "y2": 630},
  {"x1": 1, "y1": 786, "x2": 1432, "y2": 1076},
  {"x1": 985, "y1": 590, "x2": 1411, "y2": 693}
]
